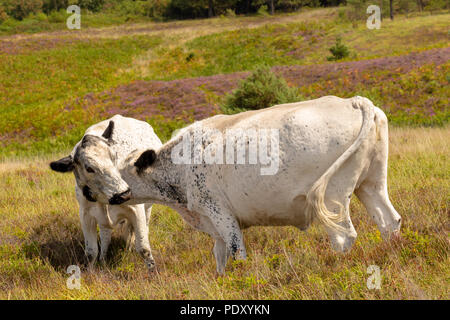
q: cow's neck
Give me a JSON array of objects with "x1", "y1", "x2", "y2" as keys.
[{"x1": 131, "y1": 147, "x2": 189, "y2": 208}]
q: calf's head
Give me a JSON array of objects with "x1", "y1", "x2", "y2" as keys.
[{"x1": 50, "y1": 121, "x2": 131, "y2": 205}]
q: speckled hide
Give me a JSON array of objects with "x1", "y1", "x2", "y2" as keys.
[{"x1": 97, "y1": 97, "x2": 401, "y2": 275}]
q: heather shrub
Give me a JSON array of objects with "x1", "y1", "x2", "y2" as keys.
[{"x1": 221, "y1": 66, "x2": 301, "y2": 114}]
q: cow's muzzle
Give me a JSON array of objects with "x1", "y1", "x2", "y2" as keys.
[{"x1": 109, "y1": 189, "x2": 131, "y2": 205}]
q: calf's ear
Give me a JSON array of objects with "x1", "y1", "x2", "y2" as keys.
[
  {"x1": 50, "y1": 156, "x2": 74, "y2": 173},
  {"x1": 134, "y1": 150, "x2": 157, "y2": 174},
  {"x1": 102, "y1": 121, "x2": 115, "y2": 141}
]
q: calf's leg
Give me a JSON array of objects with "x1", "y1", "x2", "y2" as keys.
[
  {"x1": 99, "y1": 226, "x2": 112, "y2": 263},
  {"x1": 128, "y1": 205, "x2": 155, "y2": 272},
  {"x1": 76, "y1": 189, "x2": 99, "y2": 266}
]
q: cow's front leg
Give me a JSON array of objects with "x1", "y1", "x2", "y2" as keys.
[
  {"x1": 207, "y1": 208, "x2": 247, "y2": 273},
  {"x1": 79, "y1": 208, "x2": 99, "y2": 267},
  {"x1": 128, "y1": 205, "x2": 156, "y2": 272},
  {"x1": 213, "y1": 238, "x2": 230, "y2": 275},
  {"x1": 99, "y1": 226, "x2": 112, "y2": 263},
  {"x1": 144, "y1": 203, "x2": 153, "y2": 227},
  {"x1": 76, "y1": 187, "x2": 100, "y2": 267},
  {"x1": 176, "y1": 208, "x2": 229, "y2": 275}
]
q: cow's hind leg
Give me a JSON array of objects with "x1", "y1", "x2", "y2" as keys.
[
  {"x1": 355, "y1": 109, "x2": 401, "y2": 239},
  {"x1": 355, "y1": 182, "x2": 401, "y2": 239},
  {"x1": 322, "y1": 192, "x2": 358, "y2": 252}
]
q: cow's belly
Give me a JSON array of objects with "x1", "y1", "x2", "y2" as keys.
[{"x1": 234, "y1": 193, "x2": 310, "y2": 229}]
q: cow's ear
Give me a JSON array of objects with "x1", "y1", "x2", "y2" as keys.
[
  {"x1": 134, "y1": 150, "x2": 156, "y2": 174},
  {"x1": 102, "y1": 121, "x2": 115, "y2": 141},
  {"x1": 50, "y1": 156, "x2": 74, "y2": 173}
]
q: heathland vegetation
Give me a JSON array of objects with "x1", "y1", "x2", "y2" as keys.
[{"x1": 0, "y1": 5, "x2": 448, "y2": 299}]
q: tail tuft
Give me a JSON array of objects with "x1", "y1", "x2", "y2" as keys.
[{"x1": 305, "y1": 96, "x2": 375, "y2": 234}]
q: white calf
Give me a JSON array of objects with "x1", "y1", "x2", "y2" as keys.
[{"x1": 50, "y1": 115, "x2": 162, "y2": 271}]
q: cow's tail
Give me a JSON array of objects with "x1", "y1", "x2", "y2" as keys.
[{"x1": 305, "y1": 96, "x2": 375, "y2": 234}]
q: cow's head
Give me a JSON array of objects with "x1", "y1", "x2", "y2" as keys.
[{"x1": 50, "y1": 121, "x2": 131, "y2": 205}]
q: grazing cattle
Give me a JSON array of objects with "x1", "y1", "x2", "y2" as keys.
[
  {"x1": 77, "y1": 96, "x2": 402, "y2": 275},
  {"x1": 50, "y1": 115, "x2": 162, "y2": 272}
]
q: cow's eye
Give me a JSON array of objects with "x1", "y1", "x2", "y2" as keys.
[{"x1": 85, "y1": 166, "x2": 95, "y2": 173}]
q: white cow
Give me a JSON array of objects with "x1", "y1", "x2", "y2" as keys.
[
  {"x1": 50, "y1": 115, "x2": 162, "y2": 271},
  {"x1": 64, "y1": 96, "x2": 402, "y2": 275}
]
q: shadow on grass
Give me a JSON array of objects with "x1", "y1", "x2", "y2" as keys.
[{"x1": 24, "y1": 213, "x2": 131, "y2": 272}]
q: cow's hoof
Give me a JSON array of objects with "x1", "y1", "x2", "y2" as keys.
[
  {"x1": 330, "y1": 232, "x2": 357, "y2": 253},
  {"x1": 99, "y1": 257, "x2": 107, "y2": 266},
  {"x1": 147, "y1": 259, "x2": 156, "y2": 273}
]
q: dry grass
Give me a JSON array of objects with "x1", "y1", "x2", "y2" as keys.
[{"x1": 0, "y1": 126, "x2": 448, "y2": 299}]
